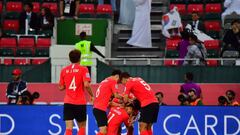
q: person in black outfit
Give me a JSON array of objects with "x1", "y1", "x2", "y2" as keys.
[
  {"x1": 190, "y1": 12, "x2": 205, "y2": 32},
  {"x1": 6, "y1": 69, "x2": 28, "y2": 104},
  {"x1": 223, "y1": 19, "x2": 240, "y2": 53},
  {"x1": 39, "y1": 7, "x2": 54, "y2": 31},
  {"x1": 19, "y1": 2, "x2": 39, "y2": 32},
  {"x1": 60, "y1": 0, "x2": 80, "y2": 20}
]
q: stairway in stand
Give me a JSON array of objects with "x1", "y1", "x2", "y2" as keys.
[{"x1": 111, "y1": 0, "x2": 168, "y2": 58}]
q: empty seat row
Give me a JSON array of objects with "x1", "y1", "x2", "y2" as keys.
[
  {"x1": 164, "y1": 59, "x2": 219, "y2": 66},
  {"x1": 1, "y1": 58, "x2": 49, "y2": 65},
  {"x1": 0, "y1": 37, "x2": 51, "y2": 48},
  {"x1": 170, "y1": 0, "x2": 222, "y2": 4}
]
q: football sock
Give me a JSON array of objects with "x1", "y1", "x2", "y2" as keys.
[
  {"x1": 77, "y1": 128, "x2": 85, "y2": 135},
  {"x1": 65, "y1": 129, "x2": 72, "y2": 135}
]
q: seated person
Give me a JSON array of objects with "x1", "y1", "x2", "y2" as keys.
[
  {"x1": 6, "y1": 69, "x2": 28, "y2": 104},
  {"x1": 222, "y1": 20, "x2": 240, "y2": 53},
  {"x1": 189, "y1": 12, "x2": 205, "y2": 32},
  {"x1": 19, "y1": 2, "x2": 39, "y2": 32},
  {"x1": 39, "y1": 7, "x2": 54, "y2": 31},
  {"x1": 225, "y1": 90, "x2": 239, "y2": 106},
  {"x1": 59, "y1": 0, "x2": 80, "y2": 20},
  {"x1": 155, "y1": 92, "x2": 167, "y2": 105}
]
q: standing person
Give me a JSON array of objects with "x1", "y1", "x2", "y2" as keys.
[
  {"x1": 59, "y1": 49, "x2": 94, "y2": 135},
  {"x1": 118, "y1": 0, "x2": 135, "y2": 26},
  {"x1": 59, "y1": 0, "x2": 80, "y2": 20},
  {"x1": 127, "y1": 0, "x2": 152, "y2": 48},
  {"x1": 180, "y1": 72, "x2": 202, "y2": 99},
  {"x1": 19, "y1": 2, "x2": 39, "y2": 32},
  {"x1": 75, "y1": 32, "x2": 105, "y2": 67},
  {"x1": 6, "y1": 69, "x2": 28, "y2": 104},
  {"x1": 178, "y1": 29, "x2": 190, "y2": 65},
  {"x1": 222, "y1": 0, "x2": 240, "y2": 24},
  {"x1": 121, "y1": 72, "x2": 159, "y2": 135},
  {"x1": 93, "y1": 70, "x2": 122, "y2": 135}
]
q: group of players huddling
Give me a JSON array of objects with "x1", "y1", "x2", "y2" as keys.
[{"x1": 59, "y1": 50, "x2": 159, "y2": 135}]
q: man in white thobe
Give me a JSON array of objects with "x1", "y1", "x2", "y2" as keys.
[
  {"x1": 127, "y1": 0, "x2": 152, "y2": 48},
  {"x1": 222, "y1": 0, "x2": 240, "y2": 23}
]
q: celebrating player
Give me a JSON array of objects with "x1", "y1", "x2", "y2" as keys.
[
  {"x1": 93, "y1": 70, "x2": 122, "y2": 135},
  {"x1": 59, "y1": 49, "x2": 94, "y2": 135},
  {"x1": 120, "y1": 72, "x2": 159, "y2": 135}
]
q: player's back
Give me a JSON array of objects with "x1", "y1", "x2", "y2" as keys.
[
  {"x1": 127, "y1": 77, "x2": 158, "y2": 107},
  {"x1": 93, "y1": 77, "x2": 118, "y2": 111},
  {"x1": 61, "y1": 64, "x2": 89, "y2": 105}
]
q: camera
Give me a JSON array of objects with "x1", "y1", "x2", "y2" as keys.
[
  {"x1": 218, "y1": 96, "x2": 229, "y2": 106},
  {"x1": 178, "y1": 94, "x2": 190, "y2": 103},
  {"x1": 19, "y1": 91, "x2": 40, "y2": 105}
]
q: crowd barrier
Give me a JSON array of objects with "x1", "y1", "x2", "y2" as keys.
[{"x1": 1, "y1": 105, "x2": 239, "y2": 135}]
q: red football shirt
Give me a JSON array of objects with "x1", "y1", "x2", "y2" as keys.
[
  {"x1": 124, "y1": 77, "x2": 158, "y2": 107},
  {"x1": 59, "y1": 64, "x2": 91, "y2": 105},
  {"x1": 107, "y1": 107, "x2": 129, "y2": 135},
  {"x1": 93, "y1": 77, "x2": 118, "y2": 111}
]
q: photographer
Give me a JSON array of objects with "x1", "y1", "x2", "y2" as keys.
[
  {"x1": 188, "y1": 89, "x2": 204, "y2": 106},
  {"x1": 218, "y1": 96, "x2": 230, "y2": 106},
  {"x1": 6, "y1": 69, "x2": 28, "y2": 104},
  {"x1": 225, "y1": 90, "x2": 239, "y2": 106},
  {"x1": 178, "y1": 93, "x2": 190, "y2": 106}
]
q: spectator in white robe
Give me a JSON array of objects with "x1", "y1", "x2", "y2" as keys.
[
  {"x1": 118, "y1": 0, "x2": 135, "y2": 26},
  {"x1": 127, "y1": 0, "x2": 152, "y2": 48},
  {"x1": 222, "y1": 0, "x2": 240, "y2": 24}
]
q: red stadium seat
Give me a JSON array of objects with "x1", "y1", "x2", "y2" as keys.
[
  {"x1": 96, "y1": 4, "x2": 112, "y2": 14},
  {"x1": 3, "y1": 59, "x2": 13, "y2": 65},
  {"x1": 164, "y1": 60, "x2": 179, "y2": 66},
  {"x1": 207, "y1": 60, "x2": 218, "y2": 66},
  {"x1": 187, "y1": 4, "x2": 203, "y2": 14},
  {"x1": 170, "y1": 4, "x2": 186, "y2": 14},
  {"x1": 18, "y1": 37, "x2": 35, "y2": 48},
  {"x1": 204, "y1": 40, "x2": 220, "y2": 49},
  {"x1": 14, "y1": 59, "x2": 31, "y2": 65},
  {"x1": 42, "y1": 2, "x2": 58, "y2": 15},
  {"x1": 32, "y1": 59, "x2": 48, "y2": 65},
  {"x1": 32, "y1": 2, "x2": 41, "y2": 13},
  {"x1": 79, "y1": 4, "x2": 95, "y2": 14},
  {"x1": 6, "y1": 2, "x2": 22, "y2": 12},
  {"x1": 205, "y1": 4, "x2": 222, "y2": 13},
  {"x1": 3, "y1": 20, "x2": 19, "y2": 32},
  {"x1": 204, "y1": 21, "x2": 221, "y2": 31},
  {"x1": 0, "y1": 2, "x2": 3, "y2": 13},
  {"x1": 166, "y1": 39, "x2": 181, "y2": 50},
  {"x1": 0, "y1": 37, "x2": 17, "y2": 47},
  {"x1": 36, "y1": 38, "x2": 51, "y2": 47}
]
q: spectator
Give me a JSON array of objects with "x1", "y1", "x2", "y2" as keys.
[
  {"x1": 39, "y1": 7, "x2": 54, "y2": 31},
  {"x1": 188, "y1": 89, "x2": 204, "y2": 106},
  {"x1": 98, "y1": 0, "x2": 117, "y2": 11},
  {"x1": 222, "y1": 0, "x2": 240, "y2": 23},
  {"x1": 59, "y1": 0, "x2": 80, "y2": 20},
  {"x1": 183, "y1": 33, "x2": 207, "y2": 66},
  {"x1": 222, "y1": 20, "x2": 240, "y2": 53},
  {"x1": 118, "y1": 0, "x2": 135, "y2": 26},
  {"x1": 218, "y1": 95, "x2": 230, "y2": 106},
  {"x1": 75, "y1": 32, "x2": 105, "y2": 67},
  {"x1": 155, "y1": 92, "x2": 167, "y2": 105},
  {"x1": 19, "y1": 2, "x2": 39, "y2": 32},
  {"x1": 189, "y1": 12, "x2": 205, "y2": 32},
  {"x1": 178, "y1": 29, "x2": 190, "y2": 65},
  {"x1": 180, "y1": 72, "x2": 202, "y2": 99},
  {"x1": 225, "y1": 90, "x2": 239, "y2": 106},
  {"x1": 6, "y1": 69, "x2": 28, "y2": 104},
  {"x1": 127, "y1": 0, "x2": 152, "y2": 48}
]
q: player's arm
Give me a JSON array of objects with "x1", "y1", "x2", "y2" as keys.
[
  {"x1": 58, "y1": 70, "x2": 65, "y2": 91},
  {"x1": 83, "y1": 67, "x2": 94, "y2": 102},
  {"x1": 84, "y1": 81, "x2": 94, "y2": 98},
  {"x1": 123, "y1": 83, "x2": 132, "y2": 103}
]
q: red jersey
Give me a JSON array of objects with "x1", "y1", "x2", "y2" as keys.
[
  {"x1": 124, "y1": 77, "x2": 158, "y2": 107},
  {"x1": 93, "y1": 77, "x2": 118, "y2": 111},
  {"x1": 59, "y1": 64, "x2": 91, "y2": 105},
  {"x1": 107, "y1": 107, "x2": 129, "y2": 135}
]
